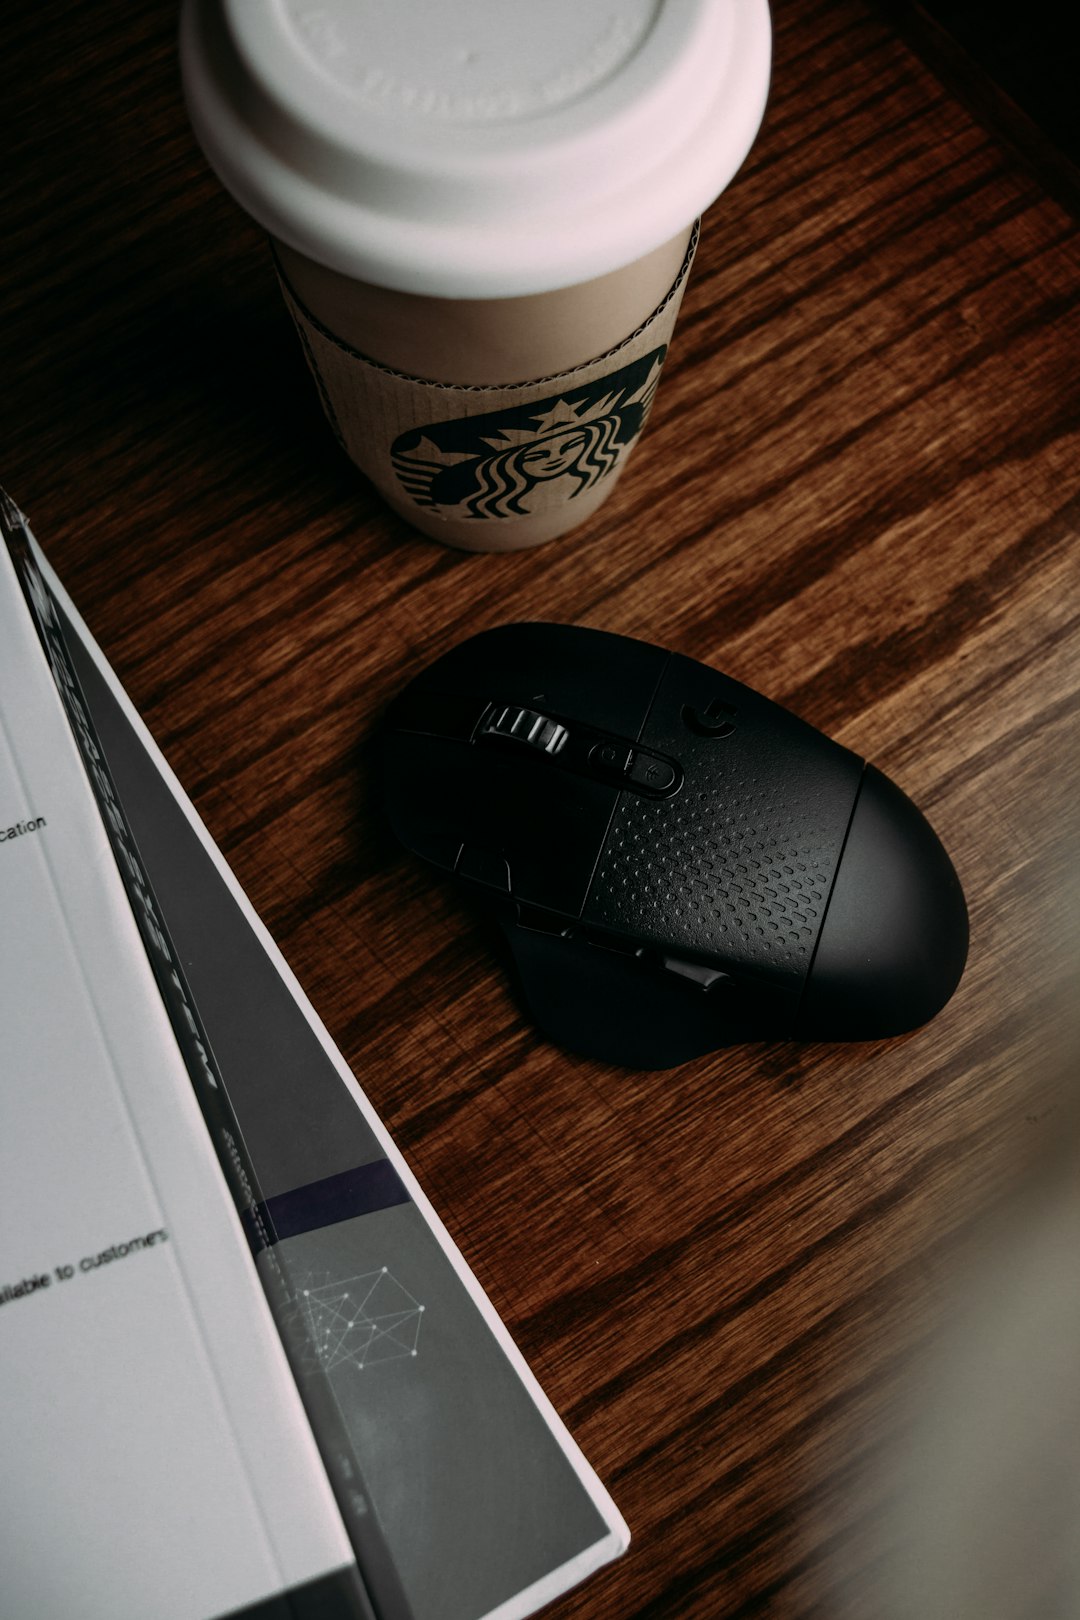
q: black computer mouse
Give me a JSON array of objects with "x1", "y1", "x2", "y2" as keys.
[{"x1": 383, "y1": 623, "x2": 968, "y2": 1069}]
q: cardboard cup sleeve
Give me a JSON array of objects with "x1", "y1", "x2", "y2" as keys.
[{"x1": 277, "y1": 227, "x2": 698, "y2": 550}]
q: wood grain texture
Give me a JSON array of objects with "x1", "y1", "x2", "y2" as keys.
[{"x1": 2, "y1": 2, "x2": 1078, "y2": 1616}]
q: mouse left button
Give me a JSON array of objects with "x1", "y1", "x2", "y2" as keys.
[
  {"x1": 387, "y1": 688, "x2": 489, "y2": 741},
  {"x1": 456, "y1": 847, "x2": 512, "y2": 892}
]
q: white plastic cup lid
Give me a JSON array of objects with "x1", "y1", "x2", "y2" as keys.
[{"x1": 181, "y1": 0, "x2": 771, "y2": 298}]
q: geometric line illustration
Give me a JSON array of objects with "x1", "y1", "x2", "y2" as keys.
[{"x1": 294, "y1": 1267, "x2": 425, "y2": 1372}]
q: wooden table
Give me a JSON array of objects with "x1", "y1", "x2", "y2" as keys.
[{"x1": 3, "y1": 3, "x2": 1078, "y2": 1615}]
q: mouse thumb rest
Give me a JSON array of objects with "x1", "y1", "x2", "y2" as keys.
[
  {"x1": 498, "y1": 913, "x2": 800, "y2": 1069},
  {"x1": 384, "y1": 634, "x2": 968, "y2": 1068}
]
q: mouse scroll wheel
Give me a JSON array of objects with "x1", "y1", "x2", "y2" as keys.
[{"x1": 482, "y1": 705, "x2": 568, "y2": 755}]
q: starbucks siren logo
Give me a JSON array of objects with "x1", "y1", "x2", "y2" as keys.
[{"x1": 391, "y1": 346, "x2": 666, "y2": 521}]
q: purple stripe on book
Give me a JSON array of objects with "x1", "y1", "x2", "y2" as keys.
[{"x1": 245, "y1": 1159, "x2": 411, "y2": 1248}]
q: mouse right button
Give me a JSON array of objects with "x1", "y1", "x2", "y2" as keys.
[{"x1": 797, "y1": 765, "x2": 968, "y2": 1039}]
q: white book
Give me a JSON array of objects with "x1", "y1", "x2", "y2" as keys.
[
  {"x1": 0, "y1": 492, "x2": 628, "y2": 1620},
  {"x1": 0, "y1": 508, "x2": 364, "y2": 1617}
]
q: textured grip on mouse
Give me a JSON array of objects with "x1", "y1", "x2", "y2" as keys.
[{"x1": 581, "y1": 656, "x2": 864, "y2": 992}]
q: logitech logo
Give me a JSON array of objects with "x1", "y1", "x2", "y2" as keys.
[{"x1": 682, "y1": 698, "x2": 737, "y2": 738}]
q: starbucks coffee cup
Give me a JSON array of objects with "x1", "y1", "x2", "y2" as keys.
[{"x1": 181, "y1": 1, "x2": 771, "y2": 549}]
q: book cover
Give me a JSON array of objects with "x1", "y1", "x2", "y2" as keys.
[{"x1": 0, "y1": 492, "x2": 628, "y2": 1620}]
